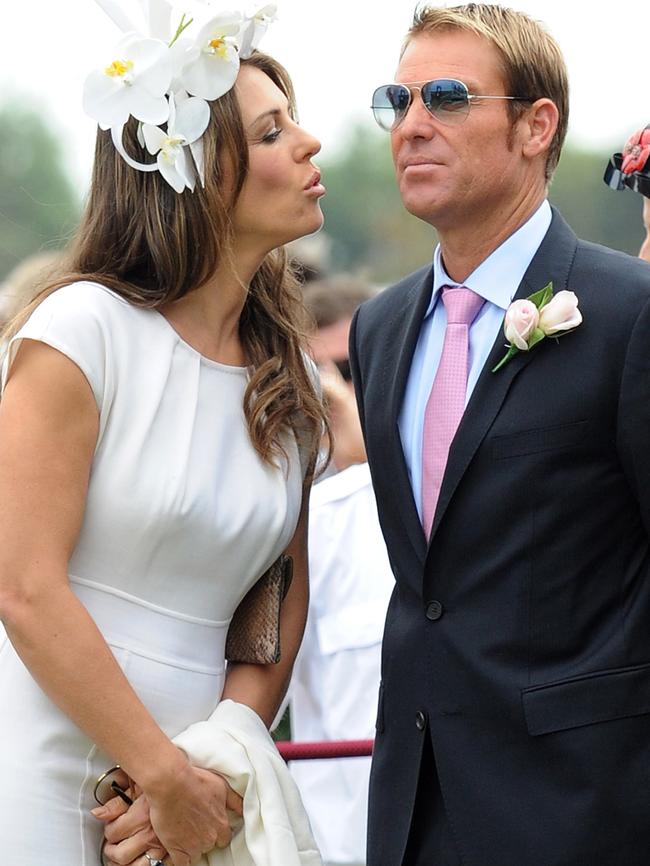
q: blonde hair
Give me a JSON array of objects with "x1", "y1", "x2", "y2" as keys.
[
  {"x1": 2, "y1": 52, "x2": 328, "y2": 476},
  {"x1": 0, "y1": 250, "x2": 66, "y2": 326},
  {"x1": 407, "y1": 4, "x2": 569, "y2": 179}
]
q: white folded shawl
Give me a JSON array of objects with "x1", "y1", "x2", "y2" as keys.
[{"x1": 173, "y1": 699, "x2": 322, "y2": 866}]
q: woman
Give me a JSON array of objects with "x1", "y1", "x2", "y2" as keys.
[{"x1": 0, "y1": 6, "x2": 327, "y2": 864}]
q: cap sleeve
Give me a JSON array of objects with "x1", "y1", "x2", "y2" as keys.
[{"x1": 1, "y1": 281, "x2": 118, "y2": 423}]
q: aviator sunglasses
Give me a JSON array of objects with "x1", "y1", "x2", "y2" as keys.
[{"x1": 371, "y1": 78, "x2": 532, "y2": 132}]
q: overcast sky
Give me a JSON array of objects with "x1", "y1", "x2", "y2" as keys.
[{"x1": 1, "y1": 0, "x2": 644, "y2": 186}]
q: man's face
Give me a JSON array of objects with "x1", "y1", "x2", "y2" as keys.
[{"x1": 391, "y1": 30, "x2": 529, "y2": 232}]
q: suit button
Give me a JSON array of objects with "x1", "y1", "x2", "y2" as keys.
[
  {"x1": 415, "y1": 710, "x2": 427, "y2": 731},
  {"x1": 425, "y1": 600, "x2": 444, "y2": 621}
]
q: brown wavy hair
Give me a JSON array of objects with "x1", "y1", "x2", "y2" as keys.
[{"x1": 2, "y1": 51, "x2": 328, "y2": 478}]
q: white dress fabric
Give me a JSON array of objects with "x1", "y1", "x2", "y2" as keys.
[
  {"x1": 290, "y1": 463, "x2": 395, "y2": 866},
  {"x1": 0, "y1": 281, "x2": 303, "y2": 864}
]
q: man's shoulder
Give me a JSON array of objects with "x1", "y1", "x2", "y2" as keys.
[
  {"x1": 573, "y1": 236, "x2": 650, "y2": 289},
  {"x1": 570, "y1": 237, "x2": 650, "y2": 323},
  {"x1": 542, "y1": 208, "x2": 650, "y2": 313}
]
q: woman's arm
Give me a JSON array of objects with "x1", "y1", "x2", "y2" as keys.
[
  {"x1": 220, "y1": 486, "x2": 311, "y2": 727},
  {"x1": 0, "y1": 340, "x2": 240, "y2": 865},
  {"x1": 99, "y1": 450, "x2": 312, "y2": 864}
]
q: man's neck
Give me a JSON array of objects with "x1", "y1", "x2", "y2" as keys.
[{"x1": 438, "y1": 190, "x2": 546, "y2": 284}]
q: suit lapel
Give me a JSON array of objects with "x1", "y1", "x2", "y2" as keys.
[
  {"x1": 427, "y1": 208, "x2": 579, "y2": 548},
  {"x1": 383, "y1": 267, "x2": 434, "y2": 566}
]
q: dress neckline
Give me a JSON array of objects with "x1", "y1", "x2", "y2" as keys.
[{"x1": 152, "y1": 309, "x2": 249, "y2": 374}]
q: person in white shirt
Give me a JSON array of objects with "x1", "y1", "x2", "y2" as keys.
[{"x1": 290, "y1": 278, "x2": 395, "y2": 866}]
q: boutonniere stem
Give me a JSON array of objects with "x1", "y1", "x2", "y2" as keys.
[{"x1": 492, "y1": 282, "x2": 582, "y2": 373}]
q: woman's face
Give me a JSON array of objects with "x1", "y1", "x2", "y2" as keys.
[{"x1": 232, "y1": 65, "x2": 325, "y2": 253}]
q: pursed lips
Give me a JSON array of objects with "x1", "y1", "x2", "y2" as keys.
[{"x1": 304, "y1": 169, "x2": 322, "y2": 190}]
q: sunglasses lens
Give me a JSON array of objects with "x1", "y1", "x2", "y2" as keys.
[
  {"x1": 421, "y1": 79, "x2": 470, "y2": 124},
  {"x1": 372, "y1": 84, "x2": 410, "y2": 131}
]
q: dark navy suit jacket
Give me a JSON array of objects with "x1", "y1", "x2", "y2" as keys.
[{"x1": 349, "y1": 209, "x2": 650, "y2": 866}]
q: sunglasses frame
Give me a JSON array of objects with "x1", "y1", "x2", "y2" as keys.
[
  {"x1": 94, "y1": 766, "x2": 135, "y2": 866},
  {"x1": 604, "y1": 152, "x2": 650, "y2": 200},
  {"x1": 93, "y1": 764, "x2": 134, "y2": 807},
  {"x1": 371, "y1": 78, "x2": 532, "y2": 132}
]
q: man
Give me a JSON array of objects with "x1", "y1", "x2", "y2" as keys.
[
  {"x1": 290, "y1": 277, "x2": 394, "y2": 866},
  {"x1": 349, "y1": 5, "x2": 650, "y2": 866}
]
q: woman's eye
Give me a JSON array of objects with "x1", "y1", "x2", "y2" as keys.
[{"x1": 261, "y1": 127, "x2": 282, "y2": 144}]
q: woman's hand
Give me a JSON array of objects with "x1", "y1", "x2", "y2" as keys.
[
  {"x1": 146, "y1": 764, "x2": 244, "y2": 865},
  {"x1": 95, "y1": 763, "x2": 243, "y2": 866},
  {"x1": 95, "y1": 793, "x2": 167, "y2": 866}
]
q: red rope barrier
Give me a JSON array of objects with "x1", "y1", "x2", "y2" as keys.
[{"x1": 275, "y1": 739, "x2": 374, "y2": 761}]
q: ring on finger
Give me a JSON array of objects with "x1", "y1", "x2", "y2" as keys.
[{"x1": 145, "y1": 854, "x2": 166, "y2": 866}]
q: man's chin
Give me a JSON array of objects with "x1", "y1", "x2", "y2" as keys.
[{"x1": 401, "y1": 195, "x2": 443, "y2": 227}]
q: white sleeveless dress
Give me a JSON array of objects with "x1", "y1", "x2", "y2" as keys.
[{"x1": 0, "y1": 282, "x2": 303, "y2": 864}]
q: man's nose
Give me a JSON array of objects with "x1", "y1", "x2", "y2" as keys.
[{"x1": 396, "y1": 94, "x2": 437, "y2": 140}]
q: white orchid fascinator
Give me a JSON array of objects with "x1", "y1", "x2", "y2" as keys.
[{"x1": 83, "y1": 0, "x2": 278, "y2": 193}]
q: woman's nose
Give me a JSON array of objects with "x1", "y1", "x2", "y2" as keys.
[{"x1": 299, "y1": 128, "x2": 321, "y2": 160}]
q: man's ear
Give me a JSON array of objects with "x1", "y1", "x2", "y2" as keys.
[{"x1": 521, "y1": 98, "x2": 559, "y2": 162}]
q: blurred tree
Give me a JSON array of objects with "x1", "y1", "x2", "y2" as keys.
[
  {"x1": 320, "y1": 124, "x2": 644, "y2": 284},
  {"x1": 0, "y1": 103, "x2": 80, "y2": 281},
  {"x1": 320, "y1": 124, "x2": 437, "y2": 285}
]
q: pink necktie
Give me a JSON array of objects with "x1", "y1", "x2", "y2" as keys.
[{"x1": 421, "y1": 286, "x2": 485, "y2": 538}]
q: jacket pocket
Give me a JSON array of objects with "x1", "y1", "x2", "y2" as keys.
[
  {"x1": 492, "y1": 420, "x2": 588, "y2": 459},
  {"x1": 522, "y1": 661, "x2": 650, "y2": 736}
]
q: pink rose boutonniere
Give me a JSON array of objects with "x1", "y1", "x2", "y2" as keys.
[{"x1": 492, "y1": 282, "x2": 582, "y2": 372}]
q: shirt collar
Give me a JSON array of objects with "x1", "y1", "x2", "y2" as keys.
[{"x1": 424, "y1": 199, "x2": 553, "y2": 318}]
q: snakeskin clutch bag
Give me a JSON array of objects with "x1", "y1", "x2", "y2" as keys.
[{"x1": 225, "y1": 555, "x2": 294, "y2": 664}]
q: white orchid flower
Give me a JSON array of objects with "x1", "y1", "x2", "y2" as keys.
[
  {"x1": 93, "y1": 0, "x2": 140, "y2": 34},
  {"x1": 141, "y1": 93, "x2": 211, "y2": 192},
  {"x1": 85, "y1": 0, "x2": 276, "y2": 194},
  {"x1": 83, "y1": 34, "x2": 174, "y2": 129},
  {"x1": 180, "y1": 12, "x2": 242, "y2": 101},
  {"x1": 239, "y1": 4, "x2": 277, "y2": 58},
  {"x1": 141, "y1": 0, "x2": 173, "y2": 40},
  {"x1": 93, "y1": 0, "x2": 173, "y2": 39},
  {"x1": 166, "y1": 33, "x2": 197, "y2": 96}
]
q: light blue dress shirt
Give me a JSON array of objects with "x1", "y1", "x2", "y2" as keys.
[{"x1": 398, "y1": 199, "x2": 552, "y2": 521}]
